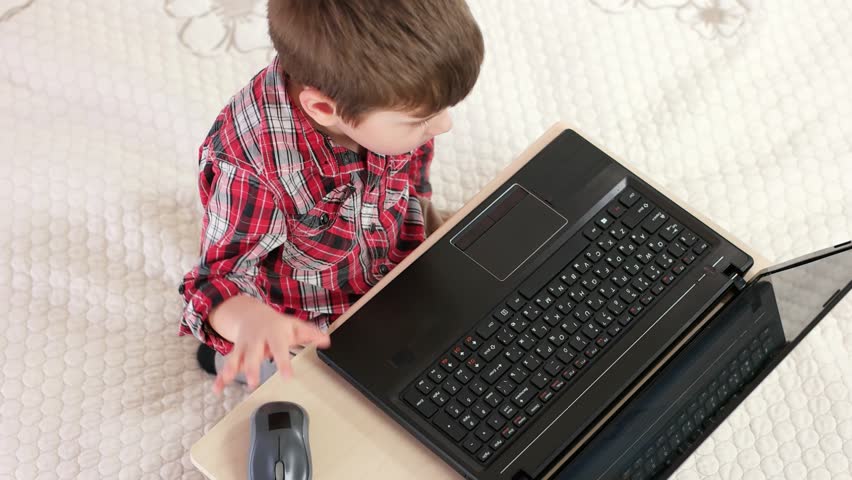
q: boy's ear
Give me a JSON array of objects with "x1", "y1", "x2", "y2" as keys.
[{"x1": 298, "y1": 87, "x2": 340, "y2": 127}]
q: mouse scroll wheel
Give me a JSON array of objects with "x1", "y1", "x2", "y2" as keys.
[{"x1": 275, "y1": 460, "x2": 285, "y2": 480}]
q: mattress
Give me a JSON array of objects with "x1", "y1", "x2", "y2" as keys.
[{"x1": 0, "y1": 0, "x2": 850, "y2": 478}]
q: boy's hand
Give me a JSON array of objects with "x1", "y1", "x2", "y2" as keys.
[{"x1": 209, "y1": 296, "x2": 331, "y2": 394}]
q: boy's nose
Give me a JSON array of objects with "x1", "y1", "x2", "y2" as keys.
[{"x1": 427, "y1": 110, "x2": 453, "y2": 137}]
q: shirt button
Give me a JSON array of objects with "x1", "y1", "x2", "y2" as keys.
[
  {"x1": 379, "y1": 264, "x2": 390, "y2": 275},
  {"x1": 370, "y1": 223, "x2": 377, "y2": 233},
  {"x1": 319, "y1": 213, "x2": 330, "y2": 226}
]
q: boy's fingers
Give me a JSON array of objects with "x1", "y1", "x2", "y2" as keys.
[
  {"x1": 293, "y1": 322, "x2": 331, "y2": 348},
  {"x1": 214, "y1": 347, "x2": 244, "y2": 394},
  {"x1": 243, "y1": 344, "x2": 265, "y2": 391}
]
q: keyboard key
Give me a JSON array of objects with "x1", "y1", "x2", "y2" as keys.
[
  {"x1": 483, "y1": 390, "x2": 502, "y2": 408},
  {"x1": 550, "y1": 378, "x2": 566, "y2": 392},
  {"x1": 607, "y1": 298, "x2": 627, "y2": 315},
  {"x1": 487, "y1": 413, "x2": 506, "y2": 430},
  {"x1": 529, "y1": 320, "x2": 549, "y2": 339},
  {"x1": 443, "y1": 378, "x2": 461, "y2": 395},
  {"x1": 623, "y1": 260, "x2": 642, "y2": 276},
  {"x1": 582, "y1": 322, "x2": 601, "y2": 340},
  {"x1": 547, "y1": 330, "x2": 568, "y2": 347},
  {"x1": 482, "y1": 360, "x2": 508, "y2": 385},
  {"x1": 531, "y1": 372, "x2": 551, "y2": 389},
  {"x1": 464, "y1": 335, "x2": 482, "y2": 351},
  {"x1": 507, "y1": 295, "x2": 525, "y2": 311},
  {"x1": 556, "y1": 346, "x2": 576, "y2": 364},
  {"x1": 459, "y1": 413, "x2": 479, "y2": 430},
  {"x1": 513, "y1": 415, "x2": 528, "y2": 428},
  {"x1": 632, "y1": 275, "x2": 651, "y2": 292},
  {"x1": 585, "y1": 346, "x2": 600, "y2": 358},
  {"x1": 586, "y1": 293, "x2": 607, "y2": 311},
  {"x1": 526, "y1": 401, "x2": 543, "y2": 416},
  {"x1": 477, "y1": 448, "x2": 494, "y2": 463},
  {"x1": 496, "y1": 379, "x2": 516, "y2": 396},
  {"x1": 430, "y1": 389, "x2": 449, "y2": 406},
  {"x1": 693, "y1": 241, "x2": 708, "y2": 255},
  {"x1": 479, "y1": 341, "x2": 503, "y2": 362},
  {"x1": 475, "y1": 425, "x2": 494, "y2": 442},
  {"x1": 608, "y1": 202, "x2": 626, "y2": 218},
  {"x1": 650, "y1": 283, "x2": 665, "y2": 296},
  {"x1": 627, "y1": 304, "x2": 642, "y2": 316},
  {"x1": 404, "y1": 389, "x2": 438, "y2": 417},
  {"x1": 561, "y1": 319, "x2": 582, "y2": 335},
  {"x1": 547, "y1": 280, "x2": 567, "y2": 298},
  {"x1": 573, "y1": 259, "x2": 593, "y2": 274},
  {"x1": 656, "y1": 252, "x2": 675, "y2": 269},
  {"x1": 416, "y1": 378, "x2": 435, "y2": 394},
  {"x1": 574, "y1": 357, "x2": 588, "y2": 369},
  {"x1": 521, "y1": 353, "x2": 541, "y2": 372},
  {"x1": 508, "y1": 366, "x2": 529, "y2": 384},
  {"x1": 672, "y1": 263, "x2": 686, "y2": 275},
  {"x1": 573, "y1": 306, "x2": 593, "y2": 323},
  {"x1": 597, "y1": 234, "x2": 617, "y2": 251},
  {"x1": 489, "y1": 435, "x2": 505, "y2": 450},
  {"x1": 682, "y1": 253, "x2": 697, "y2": 265},
  {"x1": 544, "y1": 359, "x2": 564, "y2": 376},
  {"x1": 498, "y1": 402, "x2": 517, "y2": 419},
  {"x1": 454, "y1": 366, "x2": 474, "y2": 384},
  {"x1": 595, "y1": 214, "x2": 614, "y2": 230},
  {"x1": 560, "y1": 269, "x2": 581, "y2": 286},
  {"x1": 472, "y1": 401, "x2": 491, "y2": 419},
  {"x1": 635, "y1": 247, "x2": 655, "y2": 264},
  {"x1": 621, "y1": 200, "x2": 653, "y2": 228},
  {"x1": 592, "y1": 264, "x2": 613, "y2": 279},
  {"x1": 535, "y1": 340, "x2": 556, "y2": 359},
  {"x1": 607, "y1": 325, "x2": 622, "y2": 337},
  {"x1": 598, "y1": 281, "x2": 619, "y2": 299},
  {"x1": 642, "y1": 210, "x2": 669, "y2": 233},
  {"x1": 521, "y1": 305, "x2": 542, "y2": 322},
  {"x1": 583, "y1": 224, "x2": 602, "y2": 241},
  {"x1": 668, "y1": 241, "x2": 686, "y2": 257},
  {"x1": 535, "y1": 293, "x2": 555, "y2": 310},
  {"x1": 678, "y1": 231, "x2": 697, "y2": 247},
  {"x1": 644, "y1": 264, "x2": 663, "y2": 281},
  {"x1": 580, "y1": 273, "x2": 600, "y2": 291},
  {"x1": 469, "y1": 379, "x2": 487, "y2": 396},
  {"x1": 476, "y1": 319, "x2": 500, "y2": 340},
  {"x1": 556, "y1": 298, "x2": 576, "y2": 315},
  {"x1": 609, "y1": 224, "x2": 629, "y2": 240},
  {"x1": 647, "y1": 238, "x2": 667, "y2": 253},
  {"x1": 539, "y1": 390, "x2": 555, "y2": 403},
  {"x1": 506, "y1": 317, "x2": 530, "y2": 333},
  {"x1": 605, "y1": 252, "x2": 626, "y2": 268},
  {"x1": 619, "y1": 314, "x2": 634, "y2": 326},
  {"x1": 619, "y1": 188, "x2": 640, "y2": 207},
  {"x1": 501, "y1": 425, "x2": 517, "y2": 439},
  {"x1": 452, "y1": 345, "x2": 471, "y2": 362},
  {"x1": 619, "y1": 286, "x2": 639, "y2": 303},
  {"x1": 569, "y1": 334, "x2": 588, "y2": 352},
  {"x1": 562, "y1": 367, "x2": 578, "y2": 380},
  {"x1": 612, "y1": 272, "x2": 631, "y2": 287},
  {"x1": 618, "y1": 241, "x2": 637, "y2": 256},
  {"x1": 640, "y1": 293, "x2": 654, "y2": 306},
  {"x1": 595, "y1": 310, "x2": 615, "y2": 328},
  {"x1": 541, "y1": 310, "x2": 564, "y2": 327},
  {"x1": 662, "y1": 273, "x2": 675, "y2": 285},
  {"x1": 463, "y1": 435, "x2": 482, "y2": 454},
  {"x1": 511, "y1": 385, "x2": 536, "y2": 407},
  {"x1": 457, "y1": 389, "x2": 476, "y2": 407},
  {"x1": 504, "y1": 346, "x2": 524, "y2": 363},
  {"x1": 496, "y1": 327, "x2": 517, "y2": 345},
  {"x1": 493, "y1": 306, "x2": 513, "y2": 323},
  {"x1": 439, "y1": 357, "x2": 457, "y2": 373},
  {"x1": 660, "y1": 221, "x2": 683, "y2": 242},
  {"x1": 630, "y1": 230, "x2": 649, "y2": 245},
  {"x1": 445, "y1": 401, "x2": 463, "y2": 419},
  {"x1": 432, "y1": 411, "x2": 466, "y2": 442},
  {"x1": 516, "y1": 333, "x2": 536, "y2": 351},
  {"x1": 595, "y1": 335, "x2": 610, "y2": 348}
]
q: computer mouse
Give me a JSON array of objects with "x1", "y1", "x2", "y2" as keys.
[{"x1": 249, "y1": 402, "x2": 312, "y2": 480}]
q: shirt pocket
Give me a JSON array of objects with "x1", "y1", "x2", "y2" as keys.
[{"x1": 282, "y1": 186, "x2": 357, "y2": 271}]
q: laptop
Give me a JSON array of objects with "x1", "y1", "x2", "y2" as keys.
[
  {"x1": 553, "y1": 243, "x2": 851, "y2": 479},
  {"x1": 317, "y1": 123, "x2": 846, "y2": 479}
]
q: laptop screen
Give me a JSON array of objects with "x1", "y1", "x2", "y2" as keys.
[{"x1": 553, "y1": 244, "x2": 851, "y2": 480}]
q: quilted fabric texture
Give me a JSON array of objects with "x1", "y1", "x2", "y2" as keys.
[{"x1": 0, "y1": 0, "x2": 850, "y2": 478}]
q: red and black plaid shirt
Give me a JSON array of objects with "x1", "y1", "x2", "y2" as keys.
[{"x1": 179, "y1": 58, "x2": 434, "y2": 355}]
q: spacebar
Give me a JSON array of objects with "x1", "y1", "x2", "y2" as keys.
[{"x1": 518, "y1": 234, "x2": 587, "y2": 299}]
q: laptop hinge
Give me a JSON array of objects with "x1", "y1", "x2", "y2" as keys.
[{"x1": 730, "y1": 273, "x2": 747, "y2": 292}]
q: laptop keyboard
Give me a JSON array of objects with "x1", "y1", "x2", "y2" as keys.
[
  {"x1": 617, "y1": 326, "x2": 778, "y2": 480},
  {"x1": 401, "y1": 187, "x2": 711, "y2": 465}
]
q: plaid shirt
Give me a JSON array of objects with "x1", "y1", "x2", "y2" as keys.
[{"x1": 179, "y1": 58, "x2": 433, "y2": 355}]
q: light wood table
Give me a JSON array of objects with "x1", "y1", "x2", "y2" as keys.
[{"x1": 190, "y1": 123, "x2": 770, "y2": 479}]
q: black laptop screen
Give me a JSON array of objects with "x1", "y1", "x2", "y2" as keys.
[{"x1": 554, "y1": 244, "x2": 851, "y2": 480}]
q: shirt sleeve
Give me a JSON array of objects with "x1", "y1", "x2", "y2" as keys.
[
  {"x1": 178, "y1": 149, "x2": 288, "y2": 356},
  {"x1": 408, "y1": 139, "x2": 435, "y2": 200}
]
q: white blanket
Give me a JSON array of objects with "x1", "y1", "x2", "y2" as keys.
[{"x1": 0, "y1": 0, "x2": 850, "y2": 478}]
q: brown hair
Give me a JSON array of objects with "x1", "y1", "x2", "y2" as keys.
[{"x1": 268, "y1": 0, "x2": 485, "y2": 123}]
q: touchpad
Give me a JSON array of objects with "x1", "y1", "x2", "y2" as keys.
[{"x1": 451, "y1": 185, "x2": 567, "y2": 281}]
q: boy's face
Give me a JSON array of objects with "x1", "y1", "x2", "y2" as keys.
[{"x1": 337, "y1": 108, "x2": 453, "y2": 156}]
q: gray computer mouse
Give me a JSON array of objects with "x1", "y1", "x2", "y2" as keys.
[{"x1": 249, "y1": 402, "x2": 312, "y2": 480}]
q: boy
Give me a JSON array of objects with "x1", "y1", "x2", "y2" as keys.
[{"x1": 178, "y1": 0, "x2": 485, "y2": 394}]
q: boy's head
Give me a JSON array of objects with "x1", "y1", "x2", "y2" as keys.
[{"x1": 268, "y1": 0, "x2": 485, "y2": 155}]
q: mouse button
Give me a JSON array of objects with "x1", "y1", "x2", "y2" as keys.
[{"x1": 275, "y1": 461, "x2": 285, "y2": 480}]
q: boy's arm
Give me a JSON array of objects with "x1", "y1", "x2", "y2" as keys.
[
  {"x1": 408, "y1": 139, "x2": 443, "y2": 235},
  {"x1": 179, "y1": 152, "x2": 288, "y2": 355}
]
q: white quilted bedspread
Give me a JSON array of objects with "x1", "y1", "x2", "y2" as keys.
[{"x1": 1, "y1": 0, "x2": 851, "y2": 478}]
